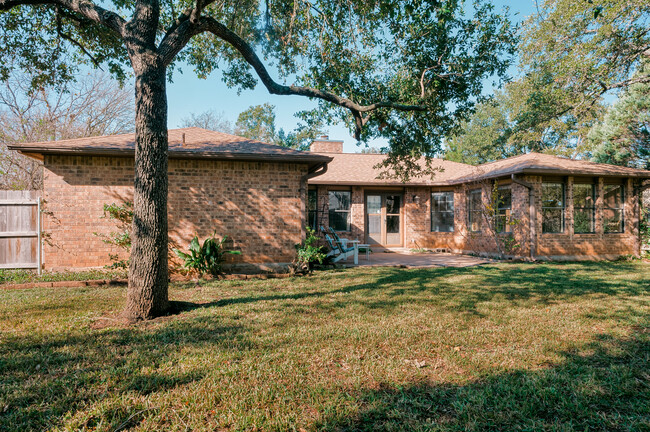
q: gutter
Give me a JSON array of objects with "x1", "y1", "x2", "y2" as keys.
[
  {"x1": 305, "y1": 161, "x2": 328, "y2": 180},
  {"x1": 511, "y1": 174, "x2": 536, "y2": 260}
]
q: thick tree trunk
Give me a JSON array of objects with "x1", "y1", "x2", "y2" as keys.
[{"x1": 123, "y1": 57, "x2": 170, "y2": 321}]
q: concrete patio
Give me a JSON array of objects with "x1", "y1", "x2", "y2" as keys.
[{"x1": 345, "y1": 249, "x2": 494, "y2": 268}]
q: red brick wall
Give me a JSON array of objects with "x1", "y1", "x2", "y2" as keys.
[
  {"x1": 42, "y1": 155, "x2": 308, "y2": 270},
  {"x1": 314, "y1": 176, "x2": 641, "y2": 259},
  {"x1": 533, "y1": 176, "x2": 640, "y2": 258}
]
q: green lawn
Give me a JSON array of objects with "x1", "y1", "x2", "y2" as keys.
[{"x1": 1, "y1": 262, "x2": 649, "y2": 431}]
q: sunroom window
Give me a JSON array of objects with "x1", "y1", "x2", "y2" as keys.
[
  {"x1": 495, "y1": 187, "x2": 512, "y2": 233},
  {"x1": 573, "y1": 183, "x2": 595, "y2": 234},
  {"x1": 604, "y1": 184, "x2": 624, "y2": 233},
  {"x1": 542, "y1": 183, "x2": 565, "y2": 233},
  {"x1": 468, "y1": 189, "x2": 482, "y2": 232}
]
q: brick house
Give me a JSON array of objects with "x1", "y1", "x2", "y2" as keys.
[
  {"x1": 308, "y1": 137, "x2": 650, "y2": 260},
  {"x1": 9, "y1": 129, "x2": 650, "y2": 270},
  {"x1": 9, "y1": 128, "x2": 331, "y2": 271}
]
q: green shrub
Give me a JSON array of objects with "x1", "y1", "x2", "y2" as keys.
[
  {"x1": 293, "y1": 227, "x2": 327, "y2": 273},
  {"x1": 173, "y1": 232, "x2": 241, "y2": 277},
  {"x1": 94, "y1": 202, "x2": 133, "y2": 269}
]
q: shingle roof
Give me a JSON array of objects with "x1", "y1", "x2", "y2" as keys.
[
  {"x1": 8, "y1": 127, "x2": 331, "y2": 167},
  {"x1": 453, "y1": 152, "x2": 650, "y2": 182},
  {"x1": 309, "y1": 153, "x2": 476, "y2": 185},
  {"x1": 309, "y1": 151, "x2": 650, "y2": 186}
]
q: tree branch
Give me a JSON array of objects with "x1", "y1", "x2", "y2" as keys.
[
  {"x1": 158, "y1": 16, "x2": 427, "y2": 139},
  {"x1": 55, "y1": 7, "x2": 103, "y2": 68},
  {"x1": 0, "y1": 0, "x2": 127, "y2": 37}
]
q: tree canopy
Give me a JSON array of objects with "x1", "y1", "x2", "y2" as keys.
[
  {"x1": 0, "y1": 0, "x2": 517, "y2": 320},
  {"x1": 445, "y1": 0, "x2": 649, "y2": 165},
  {"x1": 589, "y1": 64, "x2": 650, "y2": 169},
  {"x1": 1, "y1": 0, "x2": 516, "y2": 162}
]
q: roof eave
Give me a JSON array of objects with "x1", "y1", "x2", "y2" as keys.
[{"x1": 9, "y1": 147, "x2": 332, "y2": 167}]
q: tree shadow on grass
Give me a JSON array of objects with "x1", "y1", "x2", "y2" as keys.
[
  {"x1": 317, "y1": 323, "x2": 650, "y2": 431},
  {"x1": 179, "y1": 261, "x2": 649, "y2": 317},
  {"x1": 0, "y1": 316, "x2": 254, "y2": 431}
]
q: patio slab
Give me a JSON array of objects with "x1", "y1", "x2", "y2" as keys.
[{"x1": 346, "y1": 250, "x2": 494, "y2": 268}]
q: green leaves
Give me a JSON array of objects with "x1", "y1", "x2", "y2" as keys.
[
  {"x1": 173, "y1": 232, "x2": 241, "y2": 277},
  {"x1": 518, "y1": 0, "x2": 650, "y2": 128},
  {"x1": 2, "y1": 0, "x2": 515, "y2": 178}
]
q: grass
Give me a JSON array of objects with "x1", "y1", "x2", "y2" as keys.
[
  {"x1": 0, "y1": 261, "x2": 649, "y2": 431},
  {"x1": 0, "y1": 269, "x2": 127, "y2": 285}
]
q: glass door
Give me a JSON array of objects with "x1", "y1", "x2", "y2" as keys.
[
  {"x1": 365, "y1": 193, "x2": 402, "y2": 246},
  {"x1": 385, "y1": 195, "x2": 401, "y2": 245},
  {"x1": 366, "y1": 195, "x2": 382, "y2": 245}
]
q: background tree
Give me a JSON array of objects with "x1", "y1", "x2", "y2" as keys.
[
  {"x1": 0, "y1": 71, "x2": 134, "y2": 189},
  {"x1": 512, "y1": 0, "x2": 649, "y2": 140},
  {"x1": 445, "y1": 96, "x2": 512, "y2": 164},
  {"x1": 0, "y1": 0, "x2": 516, "y2": 320},
  {"x1": 358, "y1": 146, "x2": 382, "y2": 154},
  {"x1": 235, "y1": 103, "x2": 324, "y2": 150},
  {"x1": 180, "y1": 109, "x2": 233, "y2": 133},
  {"x1": 444, "y1": 83, "x2": 604, "y2": 164},
  {"x1": 234, "y1": 103, "x2": 277, "y2": 143},
  {"x1": 182, "y1": 104, "x2": 323, "y2": 150},
  {"x1": 589, "y1": 65, "x2": 650, "y2": 169}
]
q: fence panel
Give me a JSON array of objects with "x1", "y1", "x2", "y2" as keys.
[{"x1": 0, "y1": 190, "x2": 41, "y2": 273}]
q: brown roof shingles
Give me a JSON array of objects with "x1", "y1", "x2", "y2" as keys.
[
  {"x1": 452, "y1": 152, "x2": 650, "y2": 182},
  {"x1": 309, "y1": 153, "x2": 476, "y2": 185},
  {"x1": 310, "y1": 151, "x2": 650, "y2": 186},
  {"x1": 8, "y1": 127, "x2": 331, "y2": 167},
  {"x1": 9, "y1": 130, "x2": 650, "y2": 182}
]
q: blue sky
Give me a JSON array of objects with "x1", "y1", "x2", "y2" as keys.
[{"x1": 166, "y1": 1, "x2": 538, "y2": 152}]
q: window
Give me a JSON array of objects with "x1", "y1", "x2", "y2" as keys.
[
  {"x1": 604, "y1": 184, "x2": 625, "y2": 233},
  {"x1": 573, "y1": 183, "x2": 595, "y2": 233},
  {"x1": 328, "y1": 191, "x2": 351, "y2": 231},
  {"x1": 468, "y1": 189, "x2": 482, "y2": 232},
  {"x1": 308, "y1": 189, "x2": 318, "y2": 230},
  {"x1": 431, "y1": 192, "x2": 454, "y2": 232},
  {"x1": 542, "y1": 183, "x2": 565, "y2": 233},
  {"x1": 495, "y1": 187, "x2": 512, "y2": 233}
]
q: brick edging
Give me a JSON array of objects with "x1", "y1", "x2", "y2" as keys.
[
  {"x1": 1, "y1": 279, "x2": 128, "y2": 290},
  {"x1": 1, "y1": 272, "x2": 302, "y2": 290}
]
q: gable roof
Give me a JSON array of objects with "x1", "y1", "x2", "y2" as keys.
[
  {"x1": 309, "y1": 151, "x2": 650, "y2": 186},
  {"x1": 7, "y1": 127, "x2": 331, "y2": 167}
]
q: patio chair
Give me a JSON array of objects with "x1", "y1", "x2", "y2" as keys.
[
  {"x1": 323, "y1": 234, "x2": 339, "y2": 258},
  {"x1": 327, "y1": 226, "x2": 351, "y2": 247},
  {"x1": 324, "y1": 234, "x2": 355, "y2": 263}
]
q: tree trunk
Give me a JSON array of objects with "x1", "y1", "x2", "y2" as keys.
[{"x1": 123, "y1": 57, "x2": 170, "y2": 321}]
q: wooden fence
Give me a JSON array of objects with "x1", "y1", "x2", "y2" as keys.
[{"x1": 0, "y1": 190, "x2": 41, "y2": 273}]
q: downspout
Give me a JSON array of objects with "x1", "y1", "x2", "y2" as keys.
[
  {"x1": 300, "y1": 162, "x2": 329, "y2": 236},
  {"x1": 636, "y1": 179, "x2": 650, "y2": 256},
  {"x1": 511, "y1": 174, "x2": 536, "y2": 260}
]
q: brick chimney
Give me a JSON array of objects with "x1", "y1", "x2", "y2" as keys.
[{"x1": 310, "y1": 135, "x2": 343, "y2": 153}]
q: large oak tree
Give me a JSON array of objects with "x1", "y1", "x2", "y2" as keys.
[{"x1": 0, "y1": 0, "x2": 515, "y2": 320}]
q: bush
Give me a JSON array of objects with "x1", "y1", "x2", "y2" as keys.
[
  {"x1": 173, "y1": 233, "x2": 241, "y2": 277},
  {"x1": 293, "y1": 227, "x2": 327, "y2": 273},
  {"x1": 94, "y1": 202, "x2": 133, "y2": 269}
]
